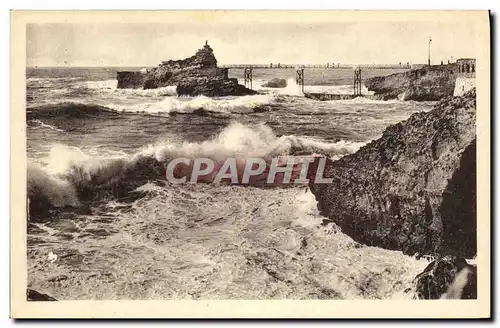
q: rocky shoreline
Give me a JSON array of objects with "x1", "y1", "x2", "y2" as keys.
[
  {"x1": 309, "y1": 89, "x2": 477, "y2": 298},
  {"x1": 365, "y1": 65, "x2": 457, "y2": 101},
  {"x1": 116, "y1": 42, "x2": 257, "y2": 97}
]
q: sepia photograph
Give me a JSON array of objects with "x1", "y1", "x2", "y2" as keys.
[{"x1": 10, "y1": 10, "x2": 491, "y2": 318}]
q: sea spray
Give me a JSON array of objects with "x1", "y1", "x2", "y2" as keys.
[
  {"x1": 27, "y1": 161, "x2": 80, "y2": 210},
  {"x1": 84, "y1": 79, "x2": 179, "y2": 97},
  {"x1": 248, "y1": 77, "x2": 305, "y2": 96},
  {"x1": 281, "y1": 77, "x2": 304, "y2": 96},
  {"x1": 27, "y1": 122, "x2": 365, "y2": 215},
  {"x1": 110, "y1": 94, "x2": 281, "y2": 114}
]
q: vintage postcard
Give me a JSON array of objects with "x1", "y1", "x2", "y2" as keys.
[{"x1": 10, "y1": 10, "x2": 490, "y2": 318}]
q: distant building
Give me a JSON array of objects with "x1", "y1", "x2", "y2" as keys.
[
  {"x1": 456, "y1": 58, "x2": 476, "y2": 75},
  {"x1": 454, "y1": 58, "x2": 476, "y2": 96}
]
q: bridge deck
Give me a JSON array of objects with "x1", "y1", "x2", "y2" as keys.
[
  {"x1": 221, "y1": 65, "x2": 411, "y2": 69},
  {"x1": 304, "y1": 93, "x2": 380, "y2": 101}
]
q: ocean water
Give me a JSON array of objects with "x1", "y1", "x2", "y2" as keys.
[{"x1": 26, "y1": 67, "x2": 434, "y2": 300}]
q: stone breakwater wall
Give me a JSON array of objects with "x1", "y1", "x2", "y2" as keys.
[{"x1": 454, "y1": 76, "x2": 476, "y2": 97}]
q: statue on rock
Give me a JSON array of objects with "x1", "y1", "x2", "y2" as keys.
[{"x1": 116, "y1": 41, "x2": 256, "y2": 97}]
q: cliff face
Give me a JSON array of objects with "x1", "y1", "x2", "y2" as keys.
[
  {"x1": 309, "y1": 89, "x2": 476, "y2": 258},
  {"x1": 365, "y1": 65, "x2": 457, "y2": 101},
  {"x1": 116, "y1": 43, "x2": 257, "y2": 97}
]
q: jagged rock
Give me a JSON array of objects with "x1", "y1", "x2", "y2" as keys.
[
  {"x1": 414, "y1": 256, "x2": 477, "y2": 299},
  {"x1": 365, "y1": 65, "x2": 457, "y2": 101},
  {"x1": 27, "y1": 289, "x2": 57, "y2": 301},
  {"x1": 176, "y1": 77, "x2": 257, "y2": 97},
  {"x1": 117, "y1": 42, "x2": 257, "y2": 97},
  {"x1": 309, "y1": 89, "x2": 476, "y2": 258},
  {"x1": 262, "y1": 78, "x2": 287, "y2": 88}
]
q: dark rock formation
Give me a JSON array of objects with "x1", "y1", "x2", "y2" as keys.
[
  {"x1": 414, "y1": 256, "x2": 477, "y2": 299},
  {"x1": 365, "y1": 65, "x2": 457, "y2": 101},
  {"x1": 309, "y1": 89, "x2": 476, "y2": 258},
  {"x1": 27, "y1": 102, "x2": 119, "y2": 120},
  {"x1": 27, "y1": 289, "x2": 57, "y2": 301},
  {"x1": 176, "y1": 78, "x2": 257, "y2": 98},
  {"x1": 116, "y1": 71, "x2": 145, "y2": 89},
  {"x1": 262, "y1": 78, "x2": 287, "y2": 88},
  {"x1": 117, "y1": 42, "x2": 257, "y2": 97}
]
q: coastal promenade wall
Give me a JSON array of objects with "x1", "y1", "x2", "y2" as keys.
[{"x1": 454, "y1": 75, "x2": 476, "y2": 97}]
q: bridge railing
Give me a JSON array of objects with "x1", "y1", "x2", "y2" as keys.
[{"x1": 220, "y1": 64, "x2": 412, "y2": 69}]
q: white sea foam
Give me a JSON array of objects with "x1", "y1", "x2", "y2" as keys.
[
  {"x1": 305, "y1": 84, "x2": 374, "y2": 95},
  {"x1": 110, "y1": 94, "x2": 279, "y2": 114},
  {"x1": 31, "y1": 119, "x2": 65, "y2": 133},
  {"x1": 250, "y1": 80, "x2": 376, "y2": 99},
  {"x1": 245, "y1": 78, "x2": 305, "y2": 96},
  {"x1": 29, "y1": 181, "x2": 428, "y2": 300},
  {"x1": 84, "y1": 79, "x2": 118, "y2": 90},
  {"x1": 116, "y1": 85, "x2": 178, "y2": 97},
  {"x1": 326, "y1": 97, "x2": 402, "y2": 105},
  {"x1": 152, "y1": 122, "x2": 364, "y2": 162},
  {"x1": 27, "y1": 122, "x2": 365, "y2": 209},
  {"x1": 82, "y1": 79, "x2": 178, "y2": 97},
  {"x1": 27, "y1": 161, "x2": 80, "y2": 208}
]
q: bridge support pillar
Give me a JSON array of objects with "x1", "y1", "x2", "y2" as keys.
[
  {"x1": 354, "y1": 67, "x2": 362, "y2": 96},
  {"x1": 296, "y1": 67, "x2": 305, "y2": 93},
  {"x1": 244, "y1": 67, "x2": 253, "y2": 89}
]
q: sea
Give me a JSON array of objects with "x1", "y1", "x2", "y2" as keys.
[{"x1": 26, "y1": 66, "x2": 435, "y2": 300}]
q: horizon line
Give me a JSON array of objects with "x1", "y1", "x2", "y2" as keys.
[{"x1": 26, "y1": 63, "x2": 430, "y2": 69}]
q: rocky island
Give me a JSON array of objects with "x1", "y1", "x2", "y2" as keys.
[
  {"x1": 365, "y1": 65, "x2": 457, "y2": 101},
  {"x1": 309, "y1": 89, "x2": 477, "y2": 298},
  {"x1": 117, "y1": 42, "x2": 257, "y2": 97}
]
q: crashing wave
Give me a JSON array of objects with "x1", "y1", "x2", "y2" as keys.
[
  {"x1": 110, "y1": 94, "x2": 282, "y2": 114},
  {"x1": 27, "y1": 122, "x2": 365, "y2": 217},
  {"x1": 83, "y1": 80, "x2": 179, "y2": 97},
  {"x1": 26, "y1": 93, "x2": 283, "y2": 121}
]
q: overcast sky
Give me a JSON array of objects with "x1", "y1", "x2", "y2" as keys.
[{"x1": 26, "y1": 21, "x2": 478, "y2": 67}]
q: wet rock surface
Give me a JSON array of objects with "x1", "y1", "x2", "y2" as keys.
[
  {"x1": 413, "y1": 256, "x2": 477, "y2": 299},
  {"x1": 309, "y1": 89, "x2": 476, "y2": 258},
  {"x1": 365, "y1": 65, "x2": 457, "y2": 101},
  {"x1": 27, "y1": 289, "x2": 57, "y2": 301}
]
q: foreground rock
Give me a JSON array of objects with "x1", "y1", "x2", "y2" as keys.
[
  {"x1": 309, "y1": 89, "x2": 476, "y2": 258},
  {"x1": 365, "y1": 65, "x2": 456, "y2": 101},
  {"x1": 414, "y1": 256, "x2": 477, "y2": 299},
  {"x1": 117, "y1": 42, "x2": 257, "y2": 97},
  {"x1": 262, "y1": 78, "x2": 287, "y2": 88},
  {"x1": 27, "y1": 289, "x2": 57, "y2": 301}
]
